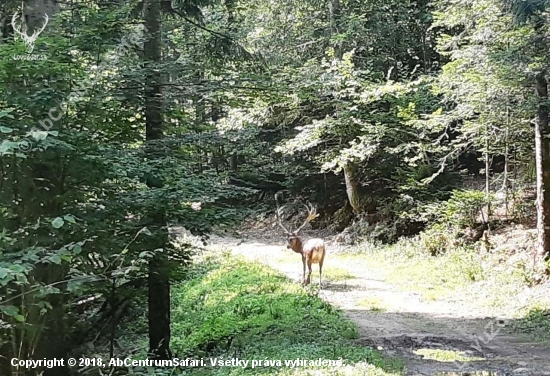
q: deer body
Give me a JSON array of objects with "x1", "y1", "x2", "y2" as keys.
[
  {"x1": 289, "y1": 238, "x2": 325, "y2": 286},
  {"x1": 276, "y1": 202, "x2": 326, "y2": 287}
]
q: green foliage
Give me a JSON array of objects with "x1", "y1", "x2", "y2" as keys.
[
  {"x1": 401, "y1": 189, "x2": 492, "y2": 256},
  {"x1": 513, "y1": 307, "x2": 550, "y2": 342},
  {"x1": 0, "y1": 0, "x2": 261, "y2": 368},
  {"x1": 439, "y1": 190, "x2": 490, "y2": 228},
  {"x1": 417, "y1": 190, "x2": 492, "y2": 228},
  {"x1": 417, "y1": 224, "x2": 454, "y2": 256}
]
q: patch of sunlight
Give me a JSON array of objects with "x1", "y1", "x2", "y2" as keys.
[
  {"x1": 332, "y1": 253, "x2": 368, "y2": 262},
  {"x1": 356, "y1": 297, "x2": 388, "y2": 312},
  {"x1": 222, "y1": 291, "x2": 238, "y2": 303},
  {"x1": 324, "y1": 267, "x2": 356, "y2": 281},
  {"x1": 381, "y1": 271, "x2": 452, "y2": 301},
  {"x1": 274, "y1": 254, "x2": 296, "y2": 264},
  {"x1": 421, "y1": 288, "x2": 445, "y2": 301},
  {"x1": 414, "y1": 348, "x2": 485, "y2": 362},
  {"x1": 272, "y1": 361, "x2": 402, "y2": 376}
]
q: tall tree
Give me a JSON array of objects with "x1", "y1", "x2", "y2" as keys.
[
  {"x1": 535, "y1": 69, "x2": 550, "y2": 266},
  {"x1": 532, "y1": 8, "x2": 550, "y2": 268},
  {"x1": 329, "y1": 0, "x2": 361, "y2": 213},
  {"x1": 143, "y1": 0, "x2": 171, "y2": 359},
  {"x1": 505, "y1": 0, "x2": 550, "y2": 268}
]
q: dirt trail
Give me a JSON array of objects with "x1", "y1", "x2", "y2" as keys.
[{"x1": 210, "y1": 234, "x2": 550, "y2": 376}]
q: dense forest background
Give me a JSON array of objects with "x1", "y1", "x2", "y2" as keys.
[{"x1": 2, "y1": 0, "x2": 550, "y2": 375}]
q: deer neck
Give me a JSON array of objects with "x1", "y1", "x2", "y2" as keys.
[{"x1": 289, "y1": 237, "x2": 303, "y2": 254}]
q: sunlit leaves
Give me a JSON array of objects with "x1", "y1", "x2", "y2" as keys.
[
  {"x1": 322, "y1": 135, "x2": 380, "y2": 172},
  {"x1": 275, "y1": 119, "x2": 327, "y2": 155},
  {"x1": 433, "y1": 0, "x2": 535, "y2": 165},
  {"x1": 51, "y1": 217, "x2": 65, "y2": 229}
]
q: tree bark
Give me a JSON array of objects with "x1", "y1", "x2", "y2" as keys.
[
  {"x1": 329, "y1": 0, "x2": 342, "y2": 59},
  {"x1": 42, "y1": 277, "x2": 69, "y2": 376},
  {"x1": 485, "y1": 122, "x2": 491, "y2": 223},
  {"x1": 330, "y1": 0, "x2": 361, "y2": 213},
  {"x1": 535, "y1": 71, "x2": 550, "y2": 268},
  {"x1": 229, "y1": 154, "x2": 238, "y2": 172},
  {"x1": 144, "y1": 0, "x2": 171, "y2": 359},
  {"x1": 503, "y1": 102, "x2": 510, "y2": 219},
  {"x1": 343, "y1": 162, "x2": 361, "y2": 214}
]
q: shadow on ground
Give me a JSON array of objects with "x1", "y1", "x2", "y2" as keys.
[{"x1": 345, "y1": 309, "x2": 550, "y2": 375}]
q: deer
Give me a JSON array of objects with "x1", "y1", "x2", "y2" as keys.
[
  {"x1": 11, "y1": 13, "x2": 49, "y2": 54},
  {"x1": 275, "y1": 202, "x2": 326, "y2": 288}
]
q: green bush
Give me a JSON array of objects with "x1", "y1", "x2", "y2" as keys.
[
  {"x1": 441, "y1": 190, "x2": 491, "y2": 228},
  {"x1": 513, "y1": 307, "x2": 550, "y2": 342},
  {"x1": 416, "y1": 189, "x2": 492, "y2": 228},
  {"x1": 418, "y1": 224, "x2": 454, "y2": 256}
]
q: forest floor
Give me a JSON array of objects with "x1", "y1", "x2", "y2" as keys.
[{"x1": 204, "y1": 229, "x2": 550, "y2": 376}]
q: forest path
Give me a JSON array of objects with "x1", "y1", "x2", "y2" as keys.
[{"x1": 209, "y1": 234, "x2": 550, "y2": 376}]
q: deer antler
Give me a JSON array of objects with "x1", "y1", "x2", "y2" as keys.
[
  {"x1": 275, "y1": 205, "x2": 292, "y2": 234},
  {"x1": 294, "y1": 202, "x2": 319, "y2": 234}
]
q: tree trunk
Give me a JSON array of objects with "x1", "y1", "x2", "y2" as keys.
[
  {"x1": 535, "y1": 71, "x2": 550, "y2": 268},
  {"x1": 147, "y1": 248, "x2": 171, "y2": 359},
  {"x1": 329, "y1": 0, "x2": 342, "y2": 59},
  {"x1": 485, "y1": 122, "x2": 491, "y2": 223},
  {"x1": 503, "y1": 103, "x2": 510, "y2": 219},
  {"x1": 23, "y1": 0, "x2": 59, "y2": 33},
  {"x1": 343, "y1": 162, "x2": 361, "y2": 214},
  {"x1": 330, "y1": 0, "x2": 360, "y2": 213},
  {"x1": 143, "y1": 0, "x2": 171, "y2": 359},
  {"x1": 42, "y1": 279, "x2": 69, "y2": 376},
  {"x1": 229, "y1": 154, "x2": 238, "y2": 172}
]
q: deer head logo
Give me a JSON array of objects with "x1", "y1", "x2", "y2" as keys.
[{"x1": 11, "y1": 12, "x2": 49, "y2": 54}]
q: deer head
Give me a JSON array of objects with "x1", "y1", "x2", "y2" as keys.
[
  {"x1": 275, "y1": 202, "x2": 319, "y2": 251},
  {"x1": 11, "y1": 13, "x2": 49, "y2": 54}
]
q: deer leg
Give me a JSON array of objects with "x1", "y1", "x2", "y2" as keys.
[
  {"x1": 319, "y1": 260, "x2": 323, "y2": 288},
  {"x1": 306, "y1": 258, "x2": 312, "y2": 286},
  {"x1": 301, "y1": 256, "x2": 306, "y2": 285}
]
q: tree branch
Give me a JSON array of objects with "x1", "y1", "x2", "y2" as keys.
[{"x1": 171, "y1": 8, "x2": 232, "y2": 41}]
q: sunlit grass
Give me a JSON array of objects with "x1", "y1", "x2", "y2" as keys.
[
  {"x1": 512, "y1": 306, "x2": 550, "y2": 344},
  {"x1": 323, "y1": 267, "x2": 356, "y2": 281},
  {"x1": 356, "y1": 297, "x2": 387, "y2": 312},
  {"x1": 414, "y1": 348, "x2": 484, "y2": 362},
  {"x1": 273, "y1": 254, "x2": 296, "y2": 265}
]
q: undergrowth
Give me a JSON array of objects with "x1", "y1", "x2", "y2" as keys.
[
  {"x1": 352, "y1": 236, "x2": 486, "y2": 301},
  {"x1": 512, "y1": 307, "x2": 550, "y2": 343},
  {"x1": 344, "y1": 221, "x2": 550, "y2": 342}
]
